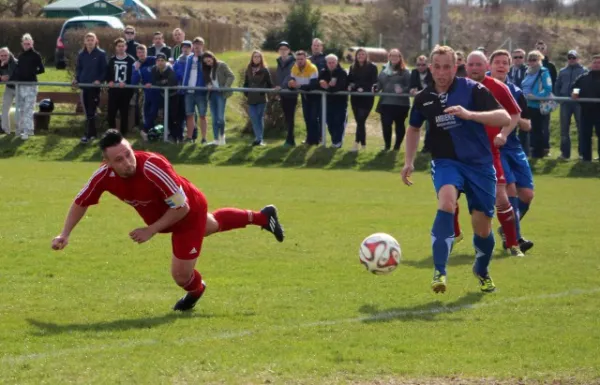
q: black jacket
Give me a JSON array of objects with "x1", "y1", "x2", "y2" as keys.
[
  {"x1": 409, "y1": 68, "x2": 433, "y2": 91},
  {"x1": 147, "y1": 45, "x2": 172, "y2": 59},
  {"x1": 106, "y1": 54, "x2": 136, "y2": 85},
  {"x1": 152, "y1": 65, "x2": 178, "y2": 97},
  {"x1": 309, "y1": 52, "x2": 326, "y2": 72},
  {"x1": 126, "y1": 40, "x2": 139, "y2": 59},
  {"x1": 456, "y1": 64, "x2": 467, "y2": 77},
  {"x1": 347, "y1": 61, "x2": 378, "y2": 109},
  {"x1": 11, "y1": 49, "x2": 44, "y2": 83},
  {"x1": 243, "y1": 67, "x2": 273, "y2": 105},
  {"x1": 318, "y1": 65, "x2": 348, "y2": 105},
  {"x1": 573, "y1": 70, "x2": 600, "y2": 120},
  {"x1": 542, "y1": 57, "x2": 557, "y2": 86},
  {"x1": 0, "y1": 55, "x2": 18, "y2": 89}
]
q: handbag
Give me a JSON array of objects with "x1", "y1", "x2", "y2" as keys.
[{"x1": 535, "y1": 69, "x2": 558, "y2": 115}]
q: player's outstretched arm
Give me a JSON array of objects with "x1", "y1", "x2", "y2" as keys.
[
  {"x1": 401, "y1": 126, "x2": 420, "y2": 186},
  {"x1": 51, "y1": 203, "x2": 88, "y2": 250}
]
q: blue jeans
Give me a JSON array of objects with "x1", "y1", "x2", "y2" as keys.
[
  {"x1": 209, "y1": 92, "x2": 227, "y2": 140},
  {"x1": 559, "y1": 101, "x2": 582, "y2": 158},
  {"x1": 248, "y1": 103, "x2": 266, "y2": 142},
  {"x1": 301, "y1": 95, "x2": 320, "y2": 145}
]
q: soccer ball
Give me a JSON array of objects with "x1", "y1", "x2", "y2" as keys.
[{"x1": 359, "y1": 233, "x2": 402, "y2": 275}]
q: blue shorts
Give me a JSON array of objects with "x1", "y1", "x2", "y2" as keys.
[
  {"x1": 431, "y1": 158, "x2": 496, "y2": 218},
  {"x1": 185, "y1": 92, "x2": 208, "y2": 117},
  {"x1": 501, "y1": 149, "x2": 534, "y2": 190}
]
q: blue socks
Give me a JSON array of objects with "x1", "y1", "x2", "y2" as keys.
[
  {"x1": 431, "y1": 210, "x2": 455, "y2": 275},
  {"x1": 473, "y1": 232, "x2": 495, "y2": 276},
  {"x1": 509, "y1": 196, "x2": 522, "y2": 240},
  {"x1": 518, "y1": 199, "x2": 530, "y2": 220}
]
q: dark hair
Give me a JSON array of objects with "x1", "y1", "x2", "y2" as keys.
[
  {"x1": 99, "y1": 129, "x2": 124, "y2": 151},
  {"x1": 490, "y1": 49, "x2": 511, "y2": 65},
  {"x1": 153, "y1": 31, "x2": 163, "y2": 37},
  {"x1": 114, "y1": 37, "x2": 126, "y2": 47},
  {"x1": 201, "y1": 51, "x2": 218, "y2": 83},
  {"x1": 295, "y1": 50, "x2": 307, "y2": 58}
]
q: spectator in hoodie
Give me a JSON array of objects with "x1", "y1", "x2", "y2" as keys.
[
  {"x1": 275, "y1": 41, "x2": 297, "y2": 147},
  {"x1": 509, "y1": 48, "x2": 527, "y2": 87},
  {"x1": 202, "y1": 51, "x2": 235, "y2": 145},
  {"x1": 572, "y1": 54, "x2": 600, "y2": 162},
  {"x1": 10, "y1": 33, "x2": 44, "y2": 140},
  {"x1": 347, "y1": 47, "x2": 378, "y2": 151},
  {"x1": 106, "y1": 37, "x2": 136, "y2": 136},
  {"x1": 521, "y1": 50, "x2": 553, "y2": 159},
  {"x1": 150, "y1": 53, "x2": 178, "y2": 138},
  {"x1": 0, "y1": 47, "x2": 18, "y2": 135},
  {"x1": 147, "y1": 31, "x2": 172, "y2": 59},
  {"x1": 555, "y1": 49, "x2": 587, "y2": 160},
  {"x1": 243, "y1": 50, "x2": 273, "y2": 146},
  {"x1": 173, "y1": 40, "x2": 192, "y2": 143},
  {"x1": 319, "y1": 54, "x2": 348, "y2": 148},
  {"x1": 374, "y1": 48, "x2": 411, "y2": 151},
  {"x1": 171, "y1": 28, "x2": 185, "y2": 61},
  {"x1": 131, "y1": 44, "x2": 157, "y2": 141},
  {"x1": 124, "y1": 25, "x2": 140, "y2": 59},
  {"x1": 535, "y1": 40, "x2": 557, "y2": 156},
  {"x1": 73, "y1": 32, "x2": 107, "y2": 144},
  {"x1": 286, "y1": 50, "x2": 320, "y2": 146},
  {"x1": 182, "y1": 37, "x2": 208, "y2": 143},
  {"x1": 456, "y1": 51, "x2": 467, "y2": 77}
]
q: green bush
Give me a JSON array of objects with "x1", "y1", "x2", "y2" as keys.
[
  {"x1": 0, "y1": 19, "x2": 65, "y2": 64},
  {"x1": 262, "y1": 0, "x2": 322, "y2": 52}
]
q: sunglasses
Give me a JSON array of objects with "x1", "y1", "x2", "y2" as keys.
[
  {"x1": 513, "y1": 56, "x2": 523, "y2": 59},
  {"x1": 125, "y1": 31, "x2": 134, "y2": 35},
  {"x1": 528, "y1": 58, "x2": 538, "y2": 62},
  {"x1": 568, "y1": 56, "x2": 576, "y2": 60}
]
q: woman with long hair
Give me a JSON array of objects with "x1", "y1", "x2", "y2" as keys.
[
  {"x1": 243, "y1": 50, "x2": 273, "y2": 146},
  {"x1": 0, "y1": 47, "x2": 18, "y2": 135},
  {"x1": 202, "y1": 51, "x2": 235, "y2": 145},
  {"x1": 374, "y1": 48, "x2": 411, "y2": 151},
  {"x1": 347, "y1": 48, "x2": 378, "y2": 151}
]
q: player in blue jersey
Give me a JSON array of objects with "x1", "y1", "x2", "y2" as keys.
[
  {"x1": 488, "y1": 49, "x2": 535, "y2": 253},
  {"x1": 401, "y1": 45, "x2": 511, "y2": 293}
]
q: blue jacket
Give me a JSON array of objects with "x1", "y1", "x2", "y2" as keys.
[
  {"x1": 181, "y1": 54, "x2": 206, "y2": 94},
  {"x1": 521, "y1": 67, "x2": 552, "y2": 109},
  {"x1": 555, "y1": 63, "x2": 586, "y2": 97},
  {"x1": 131, "y1": 56, "x2": 157, "y2": 95},
  {"x1": 76, "y1": 47, "x2": 107, "y2": 84},
  {"x1": 173, "y1": 53, "x2": 189, "y2": 95}
]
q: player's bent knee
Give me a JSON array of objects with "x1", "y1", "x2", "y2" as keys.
[
  {"x1": 471, "y1": 210, "x2": 492, "y2": 237},
  {"x1": 171, "y1": 257, "x2": 197, "y2": 287},
  {"x1": 205, "y1": 213, "x2": 219, "y2": 236},
  {"x1": 519, "y1": 188, "x2": 534, "y2": 203},
  {"x1": 437, "y1": 185, "x2": 458, "y2": 213}
]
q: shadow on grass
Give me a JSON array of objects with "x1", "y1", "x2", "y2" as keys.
[
  {"x1": 253, "y1": 145, "x2": 294, "y2": 167},
  {"x1": 358, "y1": 292, "x2": 485, "y2": 323},
  {"x1": 403, "y1": 250, "x2": 510, "y2": 270},
  {"x1": 0, "y1": 135, "x2": 24, "y2": 158},
  {"x1": 305, "y1": 146, "x2": 337, "y2": 168},
  {"x1": 281, "y1": 145, "x2": 309, "y2": 168}
]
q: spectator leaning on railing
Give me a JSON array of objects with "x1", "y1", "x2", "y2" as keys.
[
  {"x1": 375, "y1": 48, "x2": 411, "y2": 151},
  {"x1": 151, "y1": 52, "x2": 179, "y2": 139},
  {"x1": 106, "y1": 37, "x2": 136, "y2": 136},
  {"x1": 521, "y1": 49, "x2": 553, "y2": 159},
  {"x1": 347, "y1": 47, "x2": 378, "y2": 152},
  {"x1": 10, "y1": 33, "x2": 44, "y2": 141},
  {"x1": 285, "y1": 50, "x2": 320, "y2": 146},
  {"x1": 202, "y1": 51, "x2": 235, "y2": 146},
  {"x1": 275, "y1": 41, "x2": 297, "y2": 147},
  {"x1": 555, "y1": 49, "x2": 586, "y2": 160},
  {"x1": 131, "y1": 44, "x2": 157, "y2": 141},
  {"x1": 318, "y1": 54, "x2": 348, "y2": 148},
  {"x1": 243, "y1": 50, "x2": 273, "y2": 146},
  {"x1": 0, "y1": 47, "x2": 18, "y2": 135},
  {"x1": 572, "y1": 54, "x2": 600, "y2": 162}
]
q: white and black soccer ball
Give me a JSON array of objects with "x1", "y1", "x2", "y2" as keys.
[{"x1": 359, "y1": 233, "x2": 402, "y2": 275}]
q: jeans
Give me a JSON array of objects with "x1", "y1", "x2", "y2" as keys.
[
  {"x1": 301, "y1": 95, "x2": 320, "y2": 145},
  {"x1": 326, "y1": 102, "x2": 347, "y2": 145},
  {"x1": 281, "y1": 97, "x2": 297, "y2": 145},
  {"x1": 248, "y1": 103, "x2": 266, "y2": 142},
  {"x1": 559, "y1": 101, "x2": 582, "y2": 158},
  {"x1": 209, "y1": 92, "x2": 227, "y2": 140},
  {"x1": 529, "y1": 107, "x2": 545, "y2": 158}
]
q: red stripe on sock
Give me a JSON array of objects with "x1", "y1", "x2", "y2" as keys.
[
  {"x1": 454, "y1": 204, "x2": 461, "y2": 237},
  {"x1": 497, "y1": 205, "x2": 518, "y2": 248},
  {"x1": 183, "y1": 269, "x2": 204, "y2": 296},
  {"x1": 213, "y1": 208, "x2": 267, "y2": 232}
]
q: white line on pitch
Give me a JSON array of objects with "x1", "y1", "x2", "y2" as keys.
[{"x1": 2, "y1": 287, "x2": 599, "y2": 365}]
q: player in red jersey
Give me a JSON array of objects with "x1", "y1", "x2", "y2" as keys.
[
  {"x1": 51, "y1": 129, "x2": 285, "y2": 311},
  {"x1": 454, "y1": 51, "x2": 525, "y2": 256}
]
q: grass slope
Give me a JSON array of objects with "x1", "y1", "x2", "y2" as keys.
[{"x1": 0, "y1": 160, "x2": 599, "y2": 384}]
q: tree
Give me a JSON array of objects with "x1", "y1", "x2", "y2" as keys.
[
  {"x1": 262, "y1": 0, "x2": 322, "y2": 52},
  {"x1": 0, "y1": 0, "x2": 31, "y2": 17}
]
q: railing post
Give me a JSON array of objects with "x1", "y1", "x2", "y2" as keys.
[
  {"x1": 163, "y1": 87, "x2": 169, "y2": 142},
  {"x1": 321, "y1": 91, "x2": 327, "y2": 147}
]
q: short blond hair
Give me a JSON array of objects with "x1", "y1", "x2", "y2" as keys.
[
  {"x1": 527, "y1": 50, "x2": 545, "y2": 62},
  {"x1": 430, "y1": 45, "x2": 457, "y2": 65},
  {"x1": 21, "y1": 33, "x2": 33, "y2": 42}
]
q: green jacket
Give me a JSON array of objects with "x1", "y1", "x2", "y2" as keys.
[{"x1": 207, "y1": 61, "x2": 235, "y2": 98}]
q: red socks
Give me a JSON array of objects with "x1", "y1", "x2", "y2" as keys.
[
  {"x1": 453, "y1": 204, "x2": 461, "y2": 237},
  {"x1": 182, "y1": 269, "x2": 205, "y2": 297},
  {"x1": 497, "y1": 204, "x2": 518, "y2": 248},
  {"x1": 213, "y1": 208, "x2": 267, "y2": 232}
]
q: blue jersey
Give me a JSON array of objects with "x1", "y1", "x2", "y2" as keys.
[
  {"x1": 502, "y1": 81, "x2": 530, "y2": 151},
  {"x1": 409, "y1": 77, "x2": 502, "y2": 166}
]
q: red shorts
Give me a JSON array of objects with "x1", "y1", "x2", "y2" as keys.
[
  {"x1": 171, "y1": 192, "x2": 208, "y2": 260},
  {"x1": 493, "y1": 153, "x2": 506, "y2": 185}
]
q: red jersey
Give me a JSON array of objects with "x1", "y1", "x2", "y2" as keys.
[
  {"x1": 481, "y1": 76, "x2": 521, "y2": 156},
  {"x1": 75, "y1": 151, "x2": 205, "y2": 234}
]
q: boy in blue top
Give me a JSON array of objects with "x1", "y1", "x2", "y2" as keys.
[
  {"x1": 73, "y1": 32, "x2": 107, "y2": 144},
  {"x1": 401, "y1": 45, "x2": 511, "y2": 294},
  {"x1": 488, "y1": 50, "x2": 535, "y2": 254},
  {"x1": 131, "y1": 44, "x2": 157, "y2": 141}
]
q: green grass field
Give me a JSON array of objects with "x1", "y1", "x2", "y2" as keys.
[{"x1": 1, "y1": 159, "x2": 599, "y2": 384}]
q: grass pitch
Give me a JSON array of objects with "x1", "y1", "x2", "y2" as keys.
[{"x1": 0, "y1": 159, "x2": 599, "y2": 384}]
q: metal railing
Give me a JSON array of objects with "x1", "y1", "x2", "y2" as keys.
[{"x1": 5, "y1": 81, "x2": 600, "y2": 145}]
